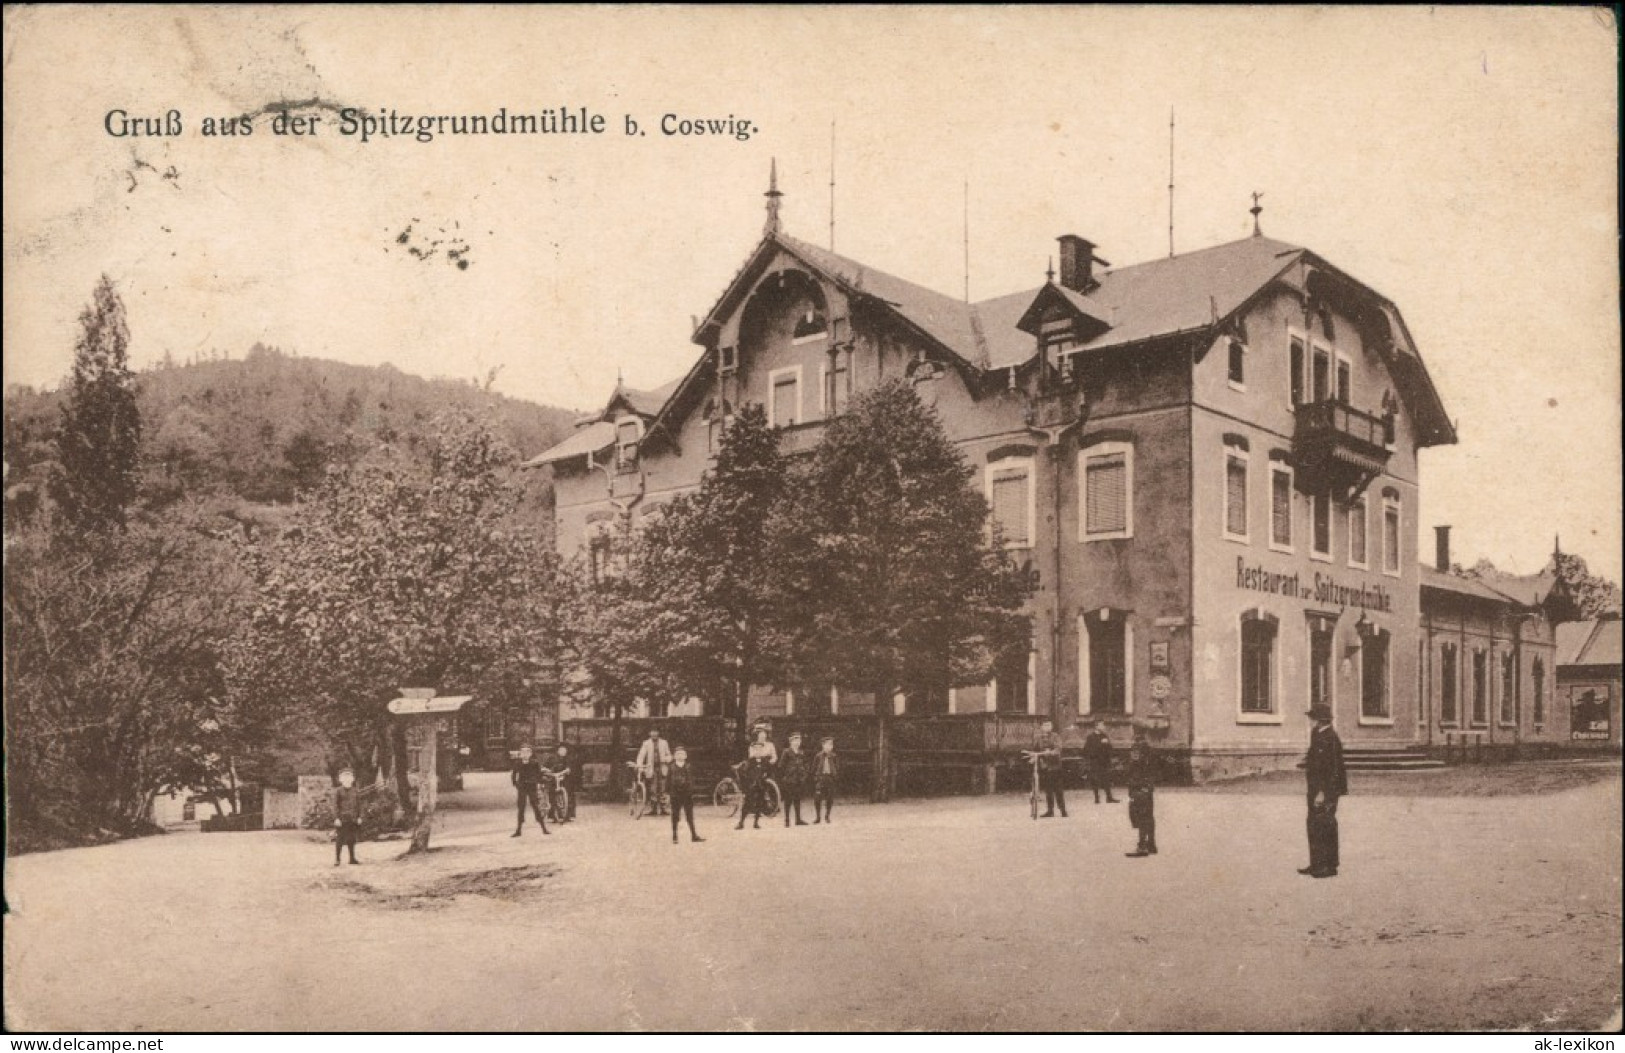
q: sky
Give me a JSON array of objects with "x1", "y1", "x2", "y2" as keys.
[{"x1": 3, "y1": 7, "x2": 1619, "y2": 579}]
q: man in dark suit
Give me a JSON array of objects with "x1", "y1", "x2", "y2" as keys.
[
  {"x1": 1082, "y1": 721, "x2": 1119, "y2": 804},
  {"x1": 1032, "y1": 718, "x2": 1067, "y2": 818},
  {"x1": 1300, "y1": 703, "x2": 1347, "y2": 878}
]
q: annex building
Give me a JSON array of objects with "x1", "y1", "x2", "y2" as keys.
[{"x1": 529, "y1": 178, "x2": 1458, "y2": 781}]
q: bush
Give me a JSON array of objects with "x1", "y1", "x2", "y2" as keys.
[{"x1": 303, "y1": 781, "x2": 403, "y2": 839}]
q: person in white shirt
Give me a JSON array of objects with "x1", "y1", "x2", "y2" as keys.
[{"x1": 634, "y1": 727, "x2": 673, "y2": 816}]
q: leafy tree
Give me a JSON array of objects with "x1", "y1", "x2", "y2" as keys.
[
  {"x1": 769, "y1": 380, "x2": 1033, "y2": 800},
  {"x1": 1549, "y1": 549, "x2": 1623, "y2": 621},
  {"x1": 51, "y1": 275, "x2": 141, "y2": 532},
  {"x1": 238, "y1": 412, "x2": 567, "y2": 850}
]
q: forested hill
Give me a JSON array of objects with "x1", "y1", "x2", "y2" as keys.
[{"x1": 4, "y1": 344, "x2": 581, "y2": 514}]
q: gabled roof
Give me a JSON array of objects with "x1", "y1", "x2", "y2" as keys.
[
  {"x1": 607, "y1": 378, "x2": 682, "y2": 420},
  {"x1": 1556, "y1": 618, "x2": 1623, "y2": 668},
  {"x1": 1420, "y1": 563, "x2": 1527, "y2": 605},
  {"x1": 522, "y1": 420, "x2": 615, "y2": 467}
]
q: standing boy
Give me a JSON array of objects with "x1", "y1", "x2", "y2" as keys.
[
  {"x1": 811, "y1": 735, "x2": 839, "y2": 824},
  {"x1": 778, "y1": 732, "x2": 811, "y2": 827},
  {"x1": 1124, "y1": 724, "x2": 1158, "y2": 857},
  {"x1": 542, "y1": 743, "x2": 576, "y2": 823},
  {"x1": 511, "y1": 745, "x2": 550, "y2": 837},
  {"x1": 1032, "y1": 718, "x2": 1068, "y2": 818},
  {"x1": 1082, "y1": 721, "x2": 1119, "y2": 804},
  {"x1": 332, "y1": 767, "x2": 361, "y2": 866},
  {"x1": 667, "y1": 746, "x2": 705, "y2": 844}
]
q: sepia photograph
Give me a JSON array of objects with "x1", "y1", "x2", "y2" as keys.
[{"x1": 3, "y1": 5, "x2": 1621, "y2": 1036}]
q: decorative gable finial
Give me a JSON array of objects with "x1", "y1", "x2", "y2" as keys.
[
  {"x1": 1045, "y1": 256, "x2": 1056, "y2": 284},
  {"x1": 764, "y1": 158, "x2": 783, "y2": 236},
  {"x1": 1250, "y1": 191, "x2": 1264, "y2": 237}
]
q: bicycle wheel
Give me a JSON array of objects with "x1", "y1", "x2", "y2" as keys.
[
  {"x1": 714, "y1": 778, "x2": 742, "y2": 817},
  {"x1": 629, "y1": 781, "x2": 647, "y2": 819},
  {"x1": 762, "y1": 779, "x2": 781, "y2": 818},
  {"x1": 552, "y1": 785, "x2": 570, "y2": 823}
]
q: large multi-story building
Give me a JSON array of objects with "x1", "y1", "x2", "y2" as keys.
[{"x1": 529, "y1": 181, "x2": 1458, "y2": 779}]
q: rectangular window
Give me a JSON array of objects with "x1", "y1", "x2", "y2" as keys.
[
  {"x1": 1312, "y1": 347, "x2": 1331, "y2": 402},
  {"x1": 1269, "y1": 464, "x2": 1293, "y2": 551},
  {"x1": 1241, "y1": 616, "x2": 1277, "y2": 715},
  {"x1": 1224, "y1": 451, "x2": 1249, "y2": 541},
  {"x1": 1471, "y1": 649, "x2": 1488, "y2": 725},
  {"x1": 1080, "y1": 444, "x2": 1132, "y2": 539},
  {"x1": 1290, "y1": 337, "x2": 1305, "y2": 406},
  {"x1": 616, "y1": 419, "x2": 640, "y2": 470},
  {"x1": 1311, "y1": 490, "x2": 1332, "y2": 559},
  {"x1": 995, "y1": 626, "x2": 1033, "y2": 714},
  {"x1": 1532, "y1": 658, "x2": 1546, "y2": 725},
  {"x1": 769, "y1": 368, "x2": 801, "y2": 428},
  {"x1": 822, "y1": 351, "x2": 850, "y2": 418},
  {"x1": 1228, "y1": 340, "x2": 1246, "y2": 388},
  {"x1": 988, "y1": 460, "x2": 1033, "y2": 548},
  {"x1": 1500, "y1": 652, "x2": 1516, "y2": 725},
  {"x1": 1309, "y1": 623, "x2": 1334, "y2": 713},
  {"x1": 1383, "y1": 496, "x2": 1402, "y2": 575},
  {"x1": 1336, "y1": 356, "x2": 1352, "y2": 404},
  {"x1": 1441, "y1": 643, "x2": 1459, "y2": 723},
  {"x1": 1348, "y1": 496, "x2": 1368, "y2": 568},
  {"x1": 1361, "y1": 632, "x2": 1391, "y2": 720},
  {"x1": 1086, "y1": 616, "x2": 1128, "y2": 715}
]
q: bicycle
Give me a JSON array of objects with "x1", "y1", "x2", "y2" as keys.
[
  {"x1": 625, "y1": 762, "x2": 668, "y2": 820},
  {"x1": 1020, "y1": 750, "x2": 1042, "y2": 820},
  {"x1": 541, "y1": 768, "x2": 571, "y2": 824},
  {"x1": 713, "y1": 760, "x2": 780, "y2": 819}
]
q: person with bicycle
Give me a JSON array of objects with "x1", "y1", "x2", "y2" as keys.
[
  {"x1": 1031, "y1": 717, "x2": 1068, "y2": 818},
  {"x1": 510, "y1": 745, "x2": 551, "y2": 837},
  {"x1": 635, "y1": 727, "x2": 672, "y2": 817},
  {"x1": 734, "y1": 722, "x2": 778, "y2": 831},
  {"x1": 667, "y1": 745, "x2": 705, "y2": 844},
  {"x1": 541, "y1": 743, "x2": 576, "y2": 823}
]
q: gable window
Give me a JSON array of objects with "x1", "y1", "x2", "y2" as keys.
[
  {"x1": 768, "y1": 366, "x2": 802, "y2": 428},
  {"x1": 1359, "y1": 627, "x2": 1391, "y2": 722},
  {"x1": 1382, "y1": 492, "x2": 1402, "y2": 576},
  {"x1": 792, "y1": 304, "x2": 828, "y2": 342},
  {"x1": 1311, "y1": 489, "x2": 1332, "y2": 560},
  {"x1": 1348, "y1": 495, "x2": 1369, "y2": 569},
  {"x1": 1312, "y1": 345, "x2": 1331, "y2": 403},
  {"x1": 1532, "y1": 657, "x2": 1546, "y2": 726},
  {"x1": 719, "y1": 344, "x2": 738, "y2": 372},
  {"x1": 1440, "y1": 642, "x2": 1459, "y2": 724},
  {"x1": 1471, "y1": 648, "x2": 1488, "y2": 725},
  {"x1": 1223, "y1": 445, "x2": 1249, "y2": 542},
  {"x1": 1081, "y1": 609, "x2": 1132, "y2": 716},
  {"x1": 1499, "y1": 652, "x2": 1516, "y2": 726},
  {"x1": 1289, "y1": 336, "x2": 1306, "y2": 406},
  {"x1": 1227, "y1": 339, "x2": 1246, "y2": 389},
  {"x1": 1269, "y1": 462, "x2": 1293, "y2": 552},
  {"x1": 1240, "y1": 611, "x2": 1278, "y2": 717},
  {"x1": 987, "y1": 457, "x2": 1034, "y2": 549},
  {"x1": 1080, "y1": 442, "x2": 1133, "y2": 540},
  {"x1": 615, "y1": 418, "x2": 642, "y2": 471}
]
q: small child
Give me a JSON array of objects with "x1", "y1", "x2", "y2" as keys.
[
  {"x1": 333, "y1": 767, "x2": 361, "y2": 866},
  {"x1": 667, "y1": 746, "x2": 704, "y2": 844},
  {"x1": 1124, "y1": 724, "x2": 1158, "y2": 858},
  {"x1": 779, "y1": 732, "x2": 810, "y2": 827},
  {"x1": 811, "y1": 735, "x2": 839, "y2": 824}
]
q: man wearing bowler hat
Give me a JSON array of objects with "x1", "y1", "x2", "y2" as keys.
[{"x1": 1300, "y1": 702, "x2": 1347, "y2": 878}]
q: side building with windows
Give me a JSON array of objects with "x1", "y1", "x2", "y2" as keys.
[{"x1": 527, "y1": 185, "x2": 1457, "y2": 779}]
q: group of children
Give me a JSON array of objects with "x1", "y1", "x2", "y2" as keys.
[
  {"x1": 729, "y1": 724, "x2": 839, "y2": 833},
  {"x1": 1028, "y1": 718, "x2": 1160, "y2": 858}
]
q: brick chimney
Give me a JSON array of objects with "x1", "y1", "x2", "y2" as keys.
[
  {"x1": 1435, "y1": 525, "x2": 1452, "y2": 572},
  {"x1": 1057, "y1": 235, "x2": 1096, "y2": 293}
]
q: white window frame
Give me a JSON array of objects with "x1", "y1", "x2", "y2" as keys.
[
  {"x1": 1306, "y1": 618, "x2": 1337, "y2": 722},
  {"x1": 1336, "y1": 351, "x2": 1354, "y2": 405},
  {"x1": 1498, "y1": 650, "x2": 1517, "y2": 727},
  {"x1": 1288, "y1": 327, "x2": 1308, "y2": 410},
  {"x1": 1439, "y1": 641, "x2": 1460, "y2": 726},
  {"x1": 1356, "y1": 629, "x2": 1394, "y2": 726},
  {"x1": 1227, "y1": 338, "x2": 1247, "y2": 392},
  {"x1": 1311, "y1": 341, "x2": 1334, "y2": 403},
  {"x1": 1268, "y1": 462, "x2": 1294, "y2": 554},
  {"x1": 1078, "y1": 611, "x2": 1134, "y2": 717},
  {"x1": 1078, "y1": 441, "x2": 1134, "y2": 541},
  {"x1": 1382, "y1": 493, "x2": 1403, "y2": 577},
  {"x1": 1347, "y1": 494, "x2": 1369, "y2": 570},
  {"x1": 1237, "y1": 613, "x2": 1282, "y2": 724},
  {"x1": 1469, "y1": 645, "x2": 1489, "y2": 727},
  {"x1": 1310, "y1": 489, "x2": 1333, "y2": 563},
  {"x1": 614, "y1": 415, "x2": 643, "y2": 470},
  {"x1": 1222, "y1": 445, "x2": 1250, "y2": 544},
  {"x1": 767, "y1": 365, "x2": 803, "y2": 429},
  {"x1": 986, "y1": 455, "x2": 1036, "y2": 551}
]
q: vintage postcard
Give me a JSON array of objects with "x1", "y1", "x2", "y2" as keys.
[{"x1": 4, "y1": 6, "x2": 1620, "y2": 1036}]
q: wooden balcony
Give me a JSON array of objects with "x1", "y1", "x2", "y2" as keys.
[{"x1": 1293, "y1": 400, "x2": 1394, "y2": 497}]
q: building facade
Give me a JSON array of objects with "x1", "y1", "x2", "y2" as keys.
[{"x1": 530, "y1": 189, "x2": 1456, "y2": 779}]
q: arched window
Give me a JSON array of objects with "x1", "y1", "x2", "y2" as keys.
[{"x1": 1359, "y1": 626, "x2": 1392, "y2": 722}]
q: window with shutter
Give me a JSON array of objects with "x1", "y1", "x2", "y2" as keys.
[
  {"x1": 1224, "y1": 452, "x2": 1248, "y2": 539},
  {"x1": 1383, "y1": 498, "x2": 1401, "y2": 575},
  {"x1": 1080, "y1": 443, "x2": 1132, "y2": 539},
  {"x1": 989, "y1": 467, "x2": 1031, "y2": 548},
  {"x1": 1312, "y1": 490, "x2": 1331, "y2": 558},
  {"x1": 1270, "y1": 465, "x2": 1293, "y2": 550},
  {"x1": 769, "y1": 367, "x2": 800, "y2": 428},
  {"x1": 1349, "y1": 496, "x2": 1368, "y2": 567}
]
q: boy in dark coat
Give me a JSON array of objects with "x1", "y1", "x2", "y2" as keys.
[
  {"x1": 811, "y1": 735, "x2": 839, "y2": 823},
  {"x1": 778, "y1": 732, "x2": 811, "y2": 827},
  {"x1": 667, "y1": 746, "x2": 705, "y2": 844},
  {"x1": 1300, "y1": 703, "x2": 1348, "y2": 878},
  {"x1": 542, "y1": 743, "x2": 576, "y2": 823},
  {"x1": 1082, "y1": 721, "x2": 1119, "y2": 803},
  {"x1": 332, "y1": 767, "x2": 361, "y2": 866},
  {"x1": 511, "y1": 745, "x2": 550, "y2": 837},
  {"x1": 1124, "y1": 725, "x2": 1158, "y2": 857}
]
